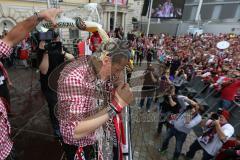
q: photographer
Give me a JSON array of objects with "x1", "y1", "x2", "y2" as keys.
[
  {"x1": 139, "y1": 64, "x2": 158, "y2": 112},
  {"x1": 37, "y1": 30, "x2": 74, "y2": 139},
  {"x1": 0, "y1": 61, "x2": 13, "y2": 114},
  {"x1": 160, "y1": 95, "x2": 202, "y2": 160},
  {"x1": 185, "y1": 109, "x2": 234, "y2": 160},
  {"x1": 156, "y1": 86, "x2": 180, "y2": 136},
  {"x1": 173, "y1": 68, "x2": 187, "y2": 94},
  {"x1": 0, "y1": 8, "x2": 62, "y2": 160}
]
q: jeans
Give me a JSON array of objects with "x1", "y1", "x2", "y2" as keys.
[
  {"x1": 186, "y1": 140, "x2": 214, "y2": 160},
  {"x1": 41, "y1": 88, "x2": 60, "y2": 138},
  {"x1": 62, "y1": 143, "x2": 101, "y2": 160},
  {"x1": 161, "y1": 127, "x2": 187, "y2": 159},
  {"x1": 61, "y1": 143, "x2": 78, "y2": 160},
  {"x1": 127, "y1": 72, "x2": 132, "y2": 84},
  {"x1": 140, "y1": 97, "x2": 153, "y2": 110},
  {"x1": 136, "y1": 55, "x2": 143, "y2": 66},
  {"x1": 6, "y1": 147, "x2": 16, "y2": 160}
]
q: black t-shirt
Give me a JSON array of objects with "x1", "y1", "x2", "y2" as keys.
[
  {"x1": 0, "y1": 69, "x2": 10, "y2": 103},
  {"x1": 160, "y1": 95, "x2": 180, "y2": 114},
  {"x1": 170, "y1": 59, "x2": 181, "y2": 75},
  {"x1": 37, "y1": 47, "x2": 65, "y2": 90},
  {"x1": 0, "y1": 69, "x2": 6, "y2": 86}
]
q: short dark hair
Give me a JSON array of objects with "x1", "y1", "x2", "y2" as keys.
[
  {"x1": 111, "y1": 51, "x2": 129, "y2": 64},
  {"x1": 97, "y1": 39, "x2": 130, "y2": 64}
]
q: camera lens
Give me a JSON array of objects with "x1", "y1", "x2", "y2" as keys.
[{"x1": 211, "y1": 113, "x2": 219, "y2": 120}]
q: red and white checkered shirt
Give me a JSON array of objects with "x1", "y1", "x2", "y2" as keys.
[
  {"x1": 0, "y1": 98, "x2": 13, "y2": 160},
  {"x1": 0, "y1": 40, "x2": 12, "y2": 58},
  {"x1": 57, "y1": 56, "x2": 99, "y2": 147}
]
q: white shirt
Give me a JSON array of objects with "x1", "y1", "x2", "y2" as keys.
[
  {"x1": 85, "y1": 42, "x2": 92, "y2": 56},
  {"x1": 174, "y1": 95, "x2": 202, "y2": 134},
  {"x1": 0, "y1": 75, "x2": 5, "y2": 85},
  {"x1": 201, "y1": 72, "x2": 211, "y2": 78},
  {"x1": 198, "y1": 122, "x2": 234, "y2": 156},
  {"x1": 174, "y1": 112, "x2": 202, "y2": 134},
  {"x1": 173, "y1": 74, "x2": 186, "y2": 87}
]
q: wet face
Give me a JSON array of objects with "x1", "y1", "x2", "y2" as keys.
[
  {"x1": 99, "y1": 56, "x2": 112, "y2": 80},
  {"x1": 99, "y1": 54, "x2": 129, "y2": 81},
  {"x1": 111, "y1": 58, "x2": 128, "y2": 80}
]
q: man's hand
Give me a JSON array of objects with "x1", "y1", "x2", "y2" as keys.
[
  {"x1": 8, "y1": 81, "x2": 13, "y2": 89},
  {"x1": 39, "y1": 8, "x2": 63, "y2": 26},
  {"x1": 112, "y1": 71, "x2": 124, "y2": 88},
  {"x1": 39, "y1": 41, "x2": 46, "y2": 50},
  {"x1": 186, "y1": 97, "x2": 198, "y2": 107},
  {"x1": 2, "y1": 8, "x2": 63, "y2": 48},
  {"x1": 214, "y1": 119, "x2": 220, "y2": 126},
  {"x1": 114, "y1": 83, "x2": 133, "y2": 108}
]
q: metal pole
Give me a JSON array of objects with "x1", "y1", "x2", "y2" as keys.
[
  {"x1": 139, "y1": 0, "x2": 142, "y2": 32},
  {"x1": 56, "y1": 0, "x2": 59, "y2": 8},
  {"x1": 146, "y1": 0, "x2": 153, "y2": 36},
  {"x1": 176, "y1": 21, "x2": 182, "y2": 36},
  {"x1": 195, "y1": 0, "x2": 203, "y2": 22},
  {"x1": 89, "y1": 0, "x2": 91, "y2": 37},
  {"x1": 47, "y1": 0, "x2": 51, "y2": 8},
  {"x1": 123, "y1": 68, "x2": 133, "y2": 160},
  {"x1": 124, "y1": 13, "x2": 127, "y2": 39},
  {"x1": 113, "y1": 0, "x2": 118, "y2": 31}
]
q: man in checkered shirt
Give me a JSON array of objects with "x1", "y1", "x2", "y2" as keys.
[
  {"x1": 0, "y1": 8, "x2": 62, "y2": 160},
  {"x1": 57, "y1": 50, "x2": 133, "y2": 159}
]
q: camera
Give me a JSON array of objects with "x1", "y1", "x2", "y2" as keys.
[
  {"x1": 38, "y1": 30, "x2": 62, "y2": 53},
  {"x1": 211, "y1": 113, "x2": 219, "y2": 120},
  {"x1": 210, "y1": 108, "x2": 223, "y2": 120},
  {"x1": 39, "y1": 31, "x2": 55, "y2": 41}
]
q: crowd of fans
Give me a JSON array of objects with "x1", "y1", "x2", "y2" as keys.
[{"x1": 125, "y1": 32, "x2": 240, "y2": 160}]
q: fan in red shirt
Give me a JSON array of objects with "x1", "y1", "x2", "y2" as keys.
[
  {"x1": 216, "y1": 135, "x2": 240, "y2": 160},
  {"x1": 90, "y1": 31, "x2": 102, "y2": 53},
  {"x1": 220, "y1": 78, "x2": 240, "y2": 109}
]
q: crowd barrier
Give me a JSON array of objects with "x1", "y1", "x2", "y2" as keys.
[
  {"x1": 123, "y1": 69, "x2": 133, "y2": 160},
  {"x1": 179, "y1": 76, "x2": 240, "y2": 136}
]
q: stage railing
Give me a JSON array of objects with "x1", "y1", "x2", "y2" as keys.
[{"x1": 123, "y1": 69, "x2": 133, "y2": 160}]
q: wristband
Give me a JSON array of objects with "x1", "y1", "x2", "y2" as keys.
[
  {"x1": 34, "y1": 12, "x2": 44, "y2": 22},
  {"x1": 75, "y1": 17, "x2": 86, "y2": 30}
]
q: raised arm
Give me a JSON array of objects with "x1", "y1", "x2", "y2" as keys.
[{"x1": 2, "y1": 8, "x2": 62, "y2": 47}]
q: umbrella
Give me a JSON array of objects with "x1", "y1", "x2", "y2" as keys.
[{"x1": 217, "y1": 41, "x2": 230, "y2": 50}]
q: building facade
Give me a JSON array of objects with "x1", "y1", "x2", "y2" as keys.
[{"x1": 0, "y1": 0, "x2": 141, "y2": 40}]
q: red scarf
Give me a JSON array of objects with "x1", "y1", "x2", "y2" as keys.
[{"x1": 112, "y1": 100, "x2": 126, "y2": 160}]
